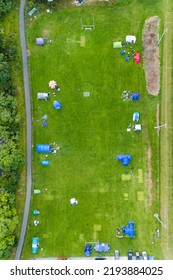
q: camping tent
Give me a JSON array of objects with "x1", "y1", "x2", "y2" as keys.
[
  {"x1": 134, "y1": 53, "x2": 140, "y2": 64},
  {"x1": 116, "y1": 155, "x2": 132, "y2": 166},
  {"x1": 41, "y1": 160, "x2": 50, "y2": 166},
  {"x1": 94, "y1": 243, "x2": 110, "y2": 253},
  {"x1": 37, "y1": 93, "x2": 49, "y2": 100},
  {"x1": 36, "y1": 144, "x2": 52, "y2": 153},
  {"x1": 133, "y1": 124, "x2": 142, "y2": 131},
  {"x1": 113, "y1": 42, "x2": 122, "y2": 48},
  {"x1": 32, "y1": 237, "x2": 40, "y2": 254},
  {"x1": 53, "y1": 101, "x2": 62, "y2": 110},
  {"x1": 32, "y1": 210, "x2": 40, "y2": 215},
  {"x1": 133, "y1": 112, "x2": 139, "y2": 122},
  {"x1": 36, "y1": 38, "x2": 44, "y2": 46},
  {"x1": 122, "y1": 221, "x2": 135, "y2": 238},
  {"x1": 84, "y1": 244, "x2": 92, "y2": 257},
  {"x1": 130, "y1": 92, "x2": 140, "y2": 100},
  {"x1": 34, "y1": 189, "x2": 41, "y2": 194},
  {"x1": 126, "y1": 35, "x2": 136, "y2": 43}
]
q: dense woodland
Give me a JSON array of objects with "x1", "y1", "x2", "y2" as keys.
[{"x1": 0, "y1": 0, "x2": 23, "y2": 259}]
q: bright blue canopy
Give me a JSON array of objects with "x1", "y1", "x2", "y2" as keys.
[
  {"x1": 122, "y1": 221, "x2": 135, "y2": 238},
  {"x1": 116, "y1": 155, "x2": 132, "y2": 166},
  {"x1": 36, "y1": 144, "x2": 52, "y2": 153}
]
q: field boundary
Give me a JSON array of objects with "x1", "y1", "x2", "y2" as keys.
[{"x1": 160, "y1": 0, "x2": 173, "y2": 259}]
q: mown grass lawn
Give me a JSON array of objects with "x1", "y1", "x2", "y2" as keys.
[{"x1": 22, "y1": 0, "x2": 163, "y2": 259}]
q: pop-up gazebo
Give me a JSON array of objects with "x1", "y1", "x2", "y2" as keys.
[
  {"x1": 49, "y1": 80, "x2": 57, "y2": 89},
  {"x1": 126, "y1": 35, "x2": 136, "y2": 43}
]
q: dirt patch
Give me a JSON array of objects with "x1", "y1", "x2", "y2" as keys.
[
  {"x1": 142, "y1": 16, "x2": 160, "y2": 96},
  {"x1": 43, "y1": 29, "x2": 50, "y2": 36},
  {"x1": 27, "y1": 50, "x2": 31, "y2": 57}
]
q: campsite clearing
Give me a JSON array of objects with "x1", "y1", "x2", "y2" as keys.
[{"x1": 22, "y1": 1, "x2": 166, "y2": 259}]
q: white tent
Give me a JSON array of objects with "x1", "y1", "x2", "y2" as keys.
[
  {"x1": 126, "y1": 35, "x2": 136, "y2": 43},
  {"x1": 37, "y1": 93, "x2": 49, "y2": 100},
  {"x1": 133, "y1": 124, "x2": 142, "y2": 131}
]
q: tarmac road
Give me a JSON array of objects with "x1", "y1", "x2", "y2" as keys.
[{"x1": 15, "y1": 0, "x2": 32, "y2": 260}]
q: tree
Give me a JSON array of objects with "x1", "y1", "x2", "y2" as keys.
[
  {"x1": 0, "y1": 192, "x2": 18, "y2": 258},
  {"x1": 0, "y1": 0, "x2": 12, "y2": 16},
  {"x1": 0, "y1": 92, "x2": 20, "y2": 126},
  {"x1": 0, "y1": 53, "x2": 11, "y2": 91},
  {"x1": 0, "y1": 140, "x2": 23, "y2": 172}
]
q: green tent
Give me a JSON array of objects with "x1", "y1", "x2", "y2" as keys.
[
  {"x1": 34, "y1": 189, "x2": 41, "y2": 194},
  {"x1": 32, "y1": 210, "x2": 40, "y2": 215},
  {"x1": 113, "y1": 42, "x2": 122, "y2": 48}
]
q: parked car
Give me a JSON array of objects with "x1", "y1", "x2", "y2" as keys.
[
  {"x1": 136, "y1": 252, "x2": 140, "y2": 260},
  {"x1": 95, "y1": 258, "x2": 106, "y2": 260},
  {"x1": 114, "y1": 250, "x2": 120, "y2": 260},
  {"x1": 128, "y1": 250, "x2": 133, "y2": 260},
  {"x1": 142, "y1": 251, "x2": 148, "y2": 260}
]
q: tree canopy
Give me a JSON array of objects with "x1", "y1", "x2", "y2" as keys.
[{"x1": 0, "y1": 193, "x2": 18, "y2": 258}]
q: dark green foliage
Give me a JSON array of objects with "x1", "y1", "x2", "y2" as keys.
[
  {"x1": 0, "y1": 193, "x2": 18, "y2": 258},
  {"x1": 0, "y1": 3, "x2": 22, "y2": 259},
  {"x1": 0, "y1": 0, "x2": 12, "y2": 16}
]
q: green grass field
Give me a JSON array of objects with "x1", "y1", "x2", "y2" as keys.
[{"x1": 22, "y1": 0, "x2": 164, "y2": 259}]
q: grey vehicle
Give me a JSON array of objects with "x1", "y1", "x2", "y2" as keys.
[
  {"x1": 136, "y1": 252, "x2": 140, "y2": 260},
  {"x1": 142, "y1": 251, "x2": 148, "y2": 260},
  {"x1": 114, "y1": 250, "x2": 120, "y2": 260},
  {"x1": 128, "y1": 250, "x2": 133, "y2": 260}
]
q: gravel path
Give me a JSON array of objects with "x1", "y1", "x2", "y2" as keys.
[{"x1": 15, "y1": 0, "x2": 32, "y2": 260}]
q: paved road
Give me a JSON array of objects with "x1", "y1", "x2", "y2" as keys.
[{"x1": 15, "y1": 0, "x2": 32, "y2": 260}]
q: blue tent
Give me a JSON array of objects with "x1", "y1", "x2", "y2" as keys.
[
  {"x1": 36, "y1": 144, "x2": 52, "y2": 153},
  {"x1": 130, "y1": 93, "x2": 140, "y2": 100},
  {"x1": 53, "y1": 101, "x2": 62, "y2": 110},
  {"x1": 41, "y1": 160, "x2": 50, "y2": 166},
  {"x1": 84, "y1": 244, "x2": 92, "y2": 257},
  {"x1": 125, "y1": 55, "x2": 130, "y2": 61},
  {"x1": 116, "y1": 155, "x2": 132, "y2": 166},
  {"x1": 122, "y1": 221, "x2": 135, "y2": 238}
]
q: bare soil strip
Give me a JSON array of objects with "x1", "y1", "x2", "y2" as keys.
[{"x1": 142, "y1": 16, "x2": 160, "y2": 95}]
